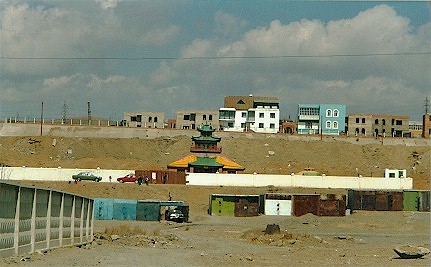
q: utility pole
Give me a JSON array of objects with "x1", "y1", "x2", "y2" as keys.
[
  {"x1": 62, "y1": 100, "x2": 68, "y2": 121},
  {"x1": 424, "y1": 97, "x2": 430, "y2": 114},
  {"x1": 87, "y1": 101, "x2": 92, "y2": 123},
  {"x1": 40, "y1": 102, "x2": 43, "y2": 136}
]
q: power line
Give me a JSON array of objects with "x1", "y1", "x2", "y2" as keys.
[{"x1": 0, "y1": 52, "x2": 430, "y2": 61}]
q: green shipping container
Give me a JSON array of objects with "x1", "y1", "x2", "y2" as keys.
[
  {"x1": 210, "y1": 196, "x2": 235, "y2": 216},
  {"x1": 136, "y1": 201, "x2": 161, "y2": 221},
  {"x1": 403, "y1": 191, "x2": 419, "y2": 211}
]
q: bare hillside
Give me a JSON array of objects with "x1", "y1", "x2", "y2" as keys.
[{"x1": 0, "y1": 135, "x2": 429, "y2": 189}]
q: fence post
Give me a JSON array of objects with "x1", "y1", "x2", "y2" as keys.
[
  {"x1": 30, "y1": 189, "x2": 37, "y2": 253},
  {"x1": 46, "y1": 190, "x2": 52, "y2": 249},
  {"x1": 80, "y1": 198, "x2": 85, "y2": 243},
  {"x1": 70, "y1": 196, "x2": 75, "y2": 245},
  {"x1": 14, "y1": 187, "x2": 21, "y2": 255},
  {"x1": 59, "y1": 193, "x2": 64, "y2": 247}
]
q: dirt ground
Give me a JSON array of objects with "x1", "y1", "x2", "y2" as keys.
[
  {"x1": 0, "y1": 134, "x2": 430, "y2": 266},
  {"x1": 0, "y1": 135, "x2": 429, "y2": 188}
]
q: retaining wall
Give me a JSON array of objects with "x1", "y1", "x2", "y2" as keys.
[{"x1": 0, "y1": 181, "x2": 94, "y2": 257}]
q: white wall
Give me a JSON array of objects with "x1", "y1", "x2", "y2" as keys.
[
  {"x1": 186, "y1": 173, "x2": 413, "y2": 190},
  {"x1": 0, "y1": 167, "x2": 134, "y2": 182}
]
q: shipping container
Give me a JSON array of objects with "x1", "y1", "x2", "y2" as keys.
[
  {"x1": 348, "y1": 190, "x2": 403, "y2": 211},
  {"x1": 137, "y1": 200, "x2": 185, "y2": 221},
  {"x1": 235, "y1": 197, "x2": 259, "y2": 217},
  {"x1": 403, "y1": 190, "x2": 431, "y2": 212},
  {"x1": 209, "y1": 194, "x2": 259, "y2": 217},
  {"x1": 319, "y1": 194, "x2": 346, "y2": 216},
  {"x1": 136, "y1": 201, "x2": 160, "y2": 221},
  {"x1": 292, "y1": 194, "x2": 320, "y2": 217},
  {"x1": 93, "y1": 198, "x2": 114, "y2": 220},
  {"x1": 113, "y1": 199, "x2": 137, "y2": 220},
  {"x1": 135, "y1": 170, "x2": 186, "y2": 184},
  {"x1": 264, "y1": 194, "x2": 292, "y2": 216}
]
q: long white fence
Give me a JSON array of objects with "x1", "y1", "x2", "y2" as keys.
[
  {"x1": 0, "y1": 167, "x2": 134, "y2": 182},
  {"x1": 0, "y1": 181, "x2": 94, "y2": 257},
  {"x1": 186, "y1": 173, "x2": 413, "y2": 190}
]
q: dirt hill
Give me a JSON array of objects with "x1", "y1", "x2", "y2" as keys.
[{"x1": 0, "y1": 135, "x2": 429, "y2": 189}]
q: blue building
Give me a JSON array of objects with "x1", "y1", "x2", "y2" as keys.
[{"x1": 297, "y1": 104, "x2": 346, "y2": 135}]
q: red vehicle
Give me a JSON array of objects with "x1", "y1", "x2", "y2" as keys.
[{"x1": 117, "y1": 174, "x2": 139, "y2": 183}]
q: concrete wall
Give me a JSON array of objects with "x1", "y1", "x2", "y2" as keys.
[
  {"x1": 0, "y1": 181, "x2": 93, "y2": 257},
  {"x1": 0, "y1": 167, "x2": 134, "y2": 182},
  {"x1": 186, "y1": 173, "x2": 413, "y2": 190},
  {"x1": 1, "y1": 123, "x2": 430, "y2": 147}
]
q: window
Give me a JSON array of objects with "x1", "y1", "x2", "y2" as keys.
[
  {"x1": 333, "y1": 121, "x2": 338, "y2": 129},
  {"x1": 396, "y1": 120, "x2": 402, "y2": 125},
  {"x1": 131, "y1": 116, "x2": 137, "y2": 122},
  {"x1": 203, "y1": 115, "x2": 206, "y2": 120},
  {"x1": 333, "y1": 109, "x2": 339, "y2": 117},
  {"x1": 362, "y1": 118, "x2": 365, "y2": 123},
  {"x1": 259, "y1": 123, "x2": 264, "y2": 128},
  {"x1": 242, "y1": 112, "x2": 247, "y2": 118},
  {"x1": 154, "y1": 117, "x2": 158, "y2": 123},
  {"x1": 228, "y1": 122, "x2": 234, "y2": 127},
  {"x1": 355, "y1": 118, "x2": 359, "y2": 123},
  {"x1": 382, "y1": 119, "x2": 386, "y2": 125},
  {"x1": 237, "y1": 100, "x2": 245, "y2": 104},
  {"x1": 375, "y1": 119, "x2": 379, "y2": 124},
  {"x1": 148, "y1": 116, "x2": 152, "y2": 122},
  {"x1": 270, "y1": 112, "x2": 275, "y2": 118},
  {"x1": 270, "y1": 123, "x2": 275, "y2": 129},
  {"x1": 136, "y1": 115, "x2": 142, "y2": 122},
  {"x1": 326, "y1": 109, "x2": 332, "y2": 117},
  {"x1": 259, "y1": 113, "x2": 264, "y2": 118},
  {"x1": 190, "y1": 113, "x2": 196, "y2": 121},
  {"x1": 183, "y1": 115, "x2": 190, "y2": 120},
  {"x1": 241, "y1": 123, "x2": 246, "y2": 128},
  {"x1": 326, "y1": 121, "x2": 331, "y2": 129},
  {"x1": 209, "y1": 115, "x2": 213, "y2": 120}
]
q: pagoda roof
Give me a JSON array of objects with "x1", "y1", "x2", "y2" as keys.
[
  {"x1": 189, "y1": 157, "x2": 223, "y2": 167},
  {"x1": 167, "y1": 155, "x2": 244, "y2": 170},
  {"x1": 192, "y1": 136, "x2": 221, "y2": 142}
]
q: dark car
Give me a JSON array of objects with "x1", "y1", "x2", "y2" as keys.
[
  {"x1": 72, "y1": 172, "x2": 102, "y2": 182},
  {"x1": 117, "y1": 174, "x2": 139, "y2": 183},
  {"x1": 166, "y1": 208, "x2": 186, "y2": 223}
]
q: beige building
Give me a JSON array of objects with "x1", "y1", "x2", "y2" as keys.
[
  {"x1": 175, "y1": 110, "x2": 219, "y2": 130},
  {"x1": 347, "y1": 114, "x2": 409, "y2": 137},
  {"x1": 123, "y1": 112, "x2": 165, "y2": 128}
]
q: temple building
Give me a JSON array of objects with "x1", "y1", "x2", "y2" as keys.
[{"x1": 167, "y1": 125, "x2": 245, "y2": 173}]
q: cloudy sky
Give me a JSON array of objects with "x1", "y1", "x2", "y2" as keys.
[{"x1": 1, "y1": 1, "x2": 430, "y2": 121}]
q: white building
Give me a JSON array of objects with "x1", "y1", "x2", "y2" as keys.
[{"x1": 219, "y1": 95, "x2": 279, "y2": 133}]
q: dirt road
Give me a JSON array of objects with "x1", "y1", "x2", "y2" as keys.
[{"x1": 2, "y1": 211, "x2": 429, "y2": 266}]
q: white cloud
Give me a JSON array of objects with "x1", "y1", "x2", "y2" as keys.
[{"x1": 44, "y1": 75, "x2": 75, "y2": 88}]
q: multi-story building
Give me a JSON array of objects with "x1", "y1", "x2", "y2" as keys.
[
  {"x1": 423, "y1": 114, "x2": 431, "y2": 138},
  {"x1": 219, "y1": 95, "x2": 279, "y2": 133},
  {"x1": 347, "y1": 114, "x2": 409, "y2": 137},
  {"x1": 409, "y1": 121, "x2": 423, "y2": 138},
  {"x1": 297, "y1": 104, "x2": 346, "y2": 135},
  {"x1": 175, "y1": 110, "x2": 219, "y2": 130},
  {"x1": 123, "y1": 112, "x2": 165, "y2": 128}
]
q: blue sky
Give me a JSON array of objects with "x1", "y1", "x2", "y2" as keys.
[{"x1": 1, "y1": 0, "x2": 430, "y2": 121}]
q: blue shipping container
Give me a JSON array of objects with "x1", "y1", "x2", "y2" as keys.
[
  {"x1": 94, "y1": 198, "x2": 114, "y2": 220},
  {"x1": 113, "y1": 199, "x2": 137, "y2": 220}
]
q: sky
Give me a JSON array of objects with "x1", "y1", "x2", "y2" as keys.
[{"x1": 1, "y1": 0, "x2": 430, "y2": 121}]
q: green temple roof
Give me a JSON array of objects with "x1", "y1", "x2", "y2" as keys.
[{"x1": 188, "y1": 156, "x2": 224, "y2": 167}]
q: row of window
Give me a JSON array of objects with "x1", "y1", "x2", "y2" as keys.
[
  {"x1": 325, "y1": 109, "x2": 340, "y2": 118},
  {"x1": 183, "y1": 114, "x2": 213, "y2": 121},
  {"x1": 130, "y1": 115, "x2": 158, "y2": 123},
  {"x1": 325, "y1": 120, "x2": 339, "y2": 129},
  {"x1": 354, "y1": 117, "x2": 403, "y2": 125}
]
